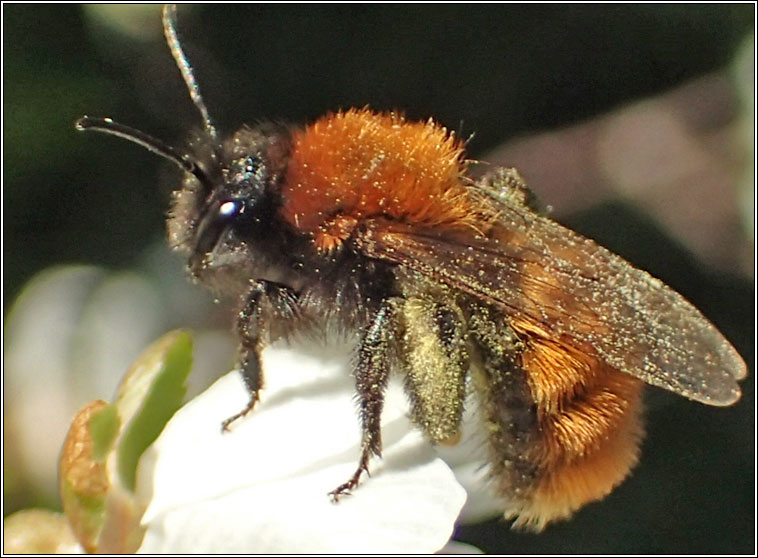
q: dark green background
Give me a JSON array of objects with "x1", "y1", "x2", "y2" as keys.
[{"x1": 4, "y1": 4, "x2": 754, "y2": 554}]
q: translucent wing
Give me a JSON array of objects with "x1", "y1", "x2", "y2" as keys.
[{"x1": 356, "y1": 198, "x2": 745, "y2": 406}]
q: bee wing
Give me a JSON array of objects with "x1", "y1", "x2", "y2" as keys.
[{"x1": 357, "y1": 208, "x2": 746, "y2": 406}]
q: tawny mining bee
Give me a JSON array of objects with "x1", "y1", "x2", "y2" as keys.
[{"x1": 76, "y1": 4, "x2": 746, "y2": 530}]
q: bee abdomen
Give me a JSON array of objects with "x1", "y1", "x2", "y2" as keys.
[
  {"x1": 511, "y1": 334, "x2": 645, "y2": 530},
  {"x1": 468, "y1": 306, "x2": 645, "y2": 530}
]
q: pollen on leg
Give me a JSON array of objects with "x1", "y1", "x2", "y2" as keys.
[{"x1": 438, "y1": 430, "x2": 462, "y2": 446}]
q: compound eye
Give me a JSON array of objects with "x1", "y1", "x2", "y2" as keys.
[
  {"x1": 193, "y1": 197, "x2": 247, "y2": 264},
  {"x1": 219, "y1": 199, "x2": 244, "y2": 219}
]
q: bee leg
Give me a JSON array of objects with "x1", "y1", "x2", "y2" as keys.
[
  {"x1": 401, "y1": 298, "x2": 468, "y2": 445},
  {"x1": 221, "y1": 279, "x2": 299, "y2": 432},
  {"x1": 466, "y1": 305, "x2": 539, "y2": 514},
  {"x1": 329, "y1": 301, "x2": 397, "y2": 501}
]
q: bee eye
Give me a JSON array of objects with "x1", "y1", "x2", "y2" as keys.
[
  {"x1": 219, "y1": 199, "x2": 244, "y2": 218},
  {"x1": 192, "y1": 198, "x2": 247, "y2": 267}
]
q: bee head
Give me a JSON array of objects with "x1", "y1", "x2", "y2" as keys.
[
  {"x1": 168, "y1": 125, "x2": 291, "y2": 277},
  {"x1": 76, "y1": 5, "x2": 290, "y2": 278}
]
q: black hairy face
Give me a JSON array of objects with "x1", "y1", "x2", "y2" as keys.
[{"x1": 167, "y1": 125, "x2": 292, "y2": 278}]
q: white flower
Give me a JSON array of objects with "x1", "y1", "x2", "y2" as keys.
[{"x1": 136, "y1": 337, "x2": 468, "y2": 554}]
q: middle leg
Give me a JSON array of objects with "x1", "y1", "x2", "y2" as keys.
[{"x1": 329, "y1": 300, "x2": 398, "y2": 500}]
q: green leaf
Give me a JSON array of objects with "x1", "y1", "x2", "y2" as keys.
[
  {"x1": 89, "y1": 404, "x2": 119, "y2": 463},
  {"x1": 115, "y1": 330, "x2": 193, "y2": 492}
]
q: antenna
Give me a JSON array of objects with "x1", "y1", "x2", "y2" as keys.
[
  {"x1": 75, "y1": 116, "x2": 213, "y2": 191},
  {"x1": 162, "y1": 4, "x2": 220, "y2": 149},
  {"x1": 75, "y1": 4, "x2": 221, "y2": 195}
]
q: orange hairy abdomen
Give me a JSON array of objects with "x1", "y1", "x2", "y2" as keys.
[
  {"x1": 281, "y1": 108, "x2": 478, "y2": 236},
  {"x1": 511, "y1": 332, "x2": 645, "y2": 530}
]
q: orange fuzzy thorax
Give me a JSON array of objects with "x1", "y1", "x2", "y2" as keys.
[{"x1": 281, "y1": 108, "x2": 481, "y2": 240}]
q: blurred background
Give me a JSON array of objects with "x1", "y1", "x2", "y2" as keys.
[{"x1": 3, "y1": 4, "x2": 754, "y2": 554}]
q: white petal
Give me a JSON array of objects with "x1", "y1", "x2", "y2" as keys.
[
  {"x1": 434, "y1": 393, "x2": 507, "y2": 524},
  {"x1": 137, "y1": 337, "x2": 466, "y2": 553},
  {"x1": 4, "y1": 266, "x2": 105, "y2": 496}
]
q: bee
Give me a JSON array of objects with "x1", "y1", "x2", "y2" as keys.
[{"x1": 76, "y1": 4, "x2": 746, "y2": 530}]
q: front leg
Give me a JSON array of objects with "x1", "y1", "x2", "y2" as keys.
[
  {"x1": 330, "y1": 300, "x2": 398, "y2": 500},
  {"x1": 221, "y1": 279, "x2": 299, "y2": 432}
]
